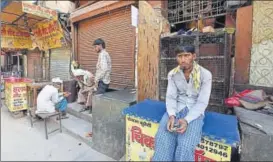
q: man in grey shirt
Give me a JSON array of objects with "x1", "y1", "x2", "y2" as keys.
[{"x1": 152, "y1": 45, "x2": 212, "y2": 161}]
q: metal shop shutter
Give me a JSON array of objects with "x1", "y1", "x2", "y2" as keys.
[
  {"x1": 27, "y1": 49, "x2": 42, "y2": 80},
  {"x1": 77, "y1": 7, "x2": 135, "y2": 89},
  {"x1": 50, "y1": 47, "x2": 71, "y2": 81}
]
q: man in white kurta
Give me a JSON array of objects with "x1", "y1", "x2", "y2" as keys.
[{"x1": 36, "y1": 78, "x2": 69, "y2": 119}]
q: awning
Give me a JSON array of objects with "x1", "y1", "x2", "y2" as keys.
[
  {"x1": 1, "y1": 1, "x2": 47, "y2": 29},
  {"x1": 1, "y1": 1, "x2": 66, "y2": 50}
]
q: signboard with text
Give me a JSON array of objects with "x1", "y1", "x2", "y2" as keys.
[
  {"x1": 125, "y1": 115, "x2": 234, "y2": 162},
  {"x1": 125, "y1": 115, "x2": 158, "y2": 161},
  {"x1": 1, "y1": 25, "x2": 32, "y2": 49},
  {"x1": 5, "y1": 81, "x2": 28, "y2": 112},
  {"x1": 31, "y1": 19, "x2": 65, "y2": 50},
  {"x1": 22, "y1": 2, "x2": 57, "y2": 20},
  {"x1": 195, "y1": 137, "x2": 232, "y2": 161}
]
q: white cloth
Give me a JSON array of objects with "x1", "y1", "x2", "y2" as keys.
[
  {"x1": 52, "y1": 77, "x2": 63, "y2": 84},
  {"x1": 71, "y1": 65, "x2": 93, "y2": 87},
  {"x1": 36, "y1": 85, "x2": 61, "y2": 114}
]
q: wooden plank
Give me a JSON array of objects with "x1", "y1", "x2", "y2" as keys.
[
  {"x1": 234, "y1": 6, "x2": 253, "y2": 84},
  {"x1": 74, "y1": 1, "x2": 97, "y2": 11},
  {"x1": 3, "y1": 1, "x2": 23, "y2": 16},
  {"x1": 137, "y1": 1, "x2": 169, "y2": 101}
]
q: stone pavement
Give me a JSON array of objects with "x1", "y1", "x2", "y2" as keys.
[{"x1": 1, "y1": 105, "x2": 115, "y2": 161}]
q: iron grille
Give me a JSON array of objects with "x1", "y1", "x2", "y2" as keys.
[
  {"x1": 159, "y1": 32, "x2": 233, "y2": 112},
  {"x1": 168, "y1": 0, "x2": 227, "y2": 24}
]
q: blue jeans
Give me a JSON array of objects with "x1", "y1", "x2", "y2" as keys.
[{"x1": 152, "y1": 108, "x2": 204, "y2": 161}]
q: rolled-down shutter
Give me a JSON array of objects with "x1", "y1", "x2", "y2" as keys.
[
  {"x1": 50, "y1": 47, "x2": 71, "y2": 81},
  {"x1": 77, "y1": 7, "x2": 136, "y2": 89}
]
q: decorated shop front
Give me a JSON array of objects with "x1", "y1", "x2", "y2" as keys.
[{"x1": 1, "y1": 1, "x2": 68, "y2": 114}]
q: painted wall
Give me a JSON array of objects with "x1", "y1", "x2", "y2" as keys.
[{"x1": 249, "y1": 1, "x2": 273, "y2": 87}]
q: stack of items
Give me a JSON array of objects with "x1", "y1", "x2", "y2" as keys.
[{"x1": 225, "y1": 90, "x2": 273, "y2": 116}]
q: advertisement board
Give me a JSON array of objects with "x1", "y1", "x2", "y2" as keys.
[
  {"x1": 31, "y1": 19, "x2": 65, "y2": 50},
  {"x1": 5, "y1": 80, "x2": 29, "y2": 112},
  {"x1": 1, "y1": 25, "x2": 32, "y2": 49},
  {"x1": 22, "y1": 2, "x2": 57, "y2": 20},
  {"x1": 125, "y1": 115, "x2": 233, "y2": 161}
]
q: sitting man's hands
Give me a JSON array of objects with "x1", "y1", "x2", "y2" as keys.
[
  {"x1": 176, "y1": 119, "x2": 188, "y2": 134},
  {"x1": 81, "y1": 89, "x2": 89, "y2": 93},
  {"x1": 167, "y1": 115, "x2": 175, "y2": 132},
  {"x1": 63, "y1": 92, "x2": 71, "y2": 97}
]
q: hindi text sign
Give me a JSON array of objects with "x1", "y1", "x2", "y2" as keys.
[
  {"x1": 1, "y1": 25, "x2": 32, "y2": 49},
  {"x1": 31, "y1": 19, "x2": 65, "y2": 50},
  {"x1": 22, "y1": 2, "x2": 57, "y2": 20}
]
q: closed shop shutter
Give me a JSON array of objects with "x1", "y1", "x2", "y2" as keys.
[
  {"x1": 27, "y1": 49, "x2": 42, "y2": 80},
  {"x1": 77, "y1": 7, "x2": 135, "y2": 89},
  {"x1": 50, "y1": 47, "x2": 71, "y2": 81}
]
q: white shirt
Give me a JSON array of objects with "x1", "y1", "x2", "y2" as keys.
[
  {"x1": 36, "y1": 85, "x2": 62, "y2": 114},
  {"x1": 95, "y1": 49, "x2": 111, "y2": 84}
]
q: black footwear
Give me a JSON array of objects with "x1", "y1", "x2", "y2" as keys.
[
  {"x1": 56, "y1": 115, "x2": 69, "y2": 120},
  {"x1": 79, "y1": 106, "x2": 89, "y2": 112}
]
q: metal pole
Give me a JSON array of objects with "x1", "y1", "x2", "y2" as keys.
[
  {"x1": 0, "y1": 0, "x2": 3, "y2": 108},
  {"x1": 17, "y1": 55, "x2": 19, "y2": 74}
]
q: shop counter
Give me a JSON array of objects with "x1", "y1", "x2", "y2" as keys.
[{"x1": 122, "y1": 99, "x2": 240, "y2": 161}]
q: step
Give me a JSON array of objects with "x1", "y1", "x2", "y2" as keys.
[
  {"x1": 53, "y1": 114, "x2": 93, "y2": 147},
  {"x1": 67, "y1": 102, "x2": 92, "y2": 123},
  {"x1": 119, "y1": 155, "x2": 125, "y2": 161}
]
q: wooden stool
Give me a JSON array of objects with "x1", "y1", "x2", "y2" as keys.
[{"x1": 29, "y1": 110, "x2": 62, "y2": 140}]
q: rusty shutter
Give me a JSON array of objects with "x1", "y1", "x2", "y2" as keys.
[
  {"x1": 27, "y1": 49, "x2": 42, "y2": 80},
  {"x1": 77, "y1": 7, "x2": 135, "y2": 89},
  {"x1": 50, "y1": 47, "x2": 71, "y2": 81}
]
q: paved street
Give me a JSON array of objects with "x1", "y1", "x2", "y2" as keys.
[{"x1": 1, "y1": 104, "x2": 114, "y2": 161}]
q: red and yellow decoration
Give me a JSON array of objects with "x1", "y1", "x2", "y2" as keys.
[
  {"x1": 31, "y1": 19, "x2": 65, "y2": 50},
  {"x1": 1, "y1": 25, "x2": 32, "y2": 49}
]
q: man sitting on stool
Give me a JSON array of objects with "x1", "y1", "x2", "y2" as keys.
[{"x1": 36, "y1": 77, "x2": 70, "y2": 119}]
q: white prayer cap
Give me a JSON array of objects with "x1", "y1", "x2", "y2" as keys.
[
  {"x1": 73, "y1": 69, "x2": 86, "y2": 76},
  {"x1": 52, "y1": 77, "x2": 63, "y2": 84}
]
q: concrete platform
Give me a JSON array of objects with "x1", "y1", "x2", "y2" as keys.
[
  {"x1": 92, "y1": 89, "x2": 136, "y2": 160},
  {"x1": 234, "y1": 107, "x2": 273, "y2": 161},
  {"x1": 67, "y1": 102, "x2": 92, "y2": 123},
  {"x1": 52, "y1": 114, "x2": 93, "y2": 147}
]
